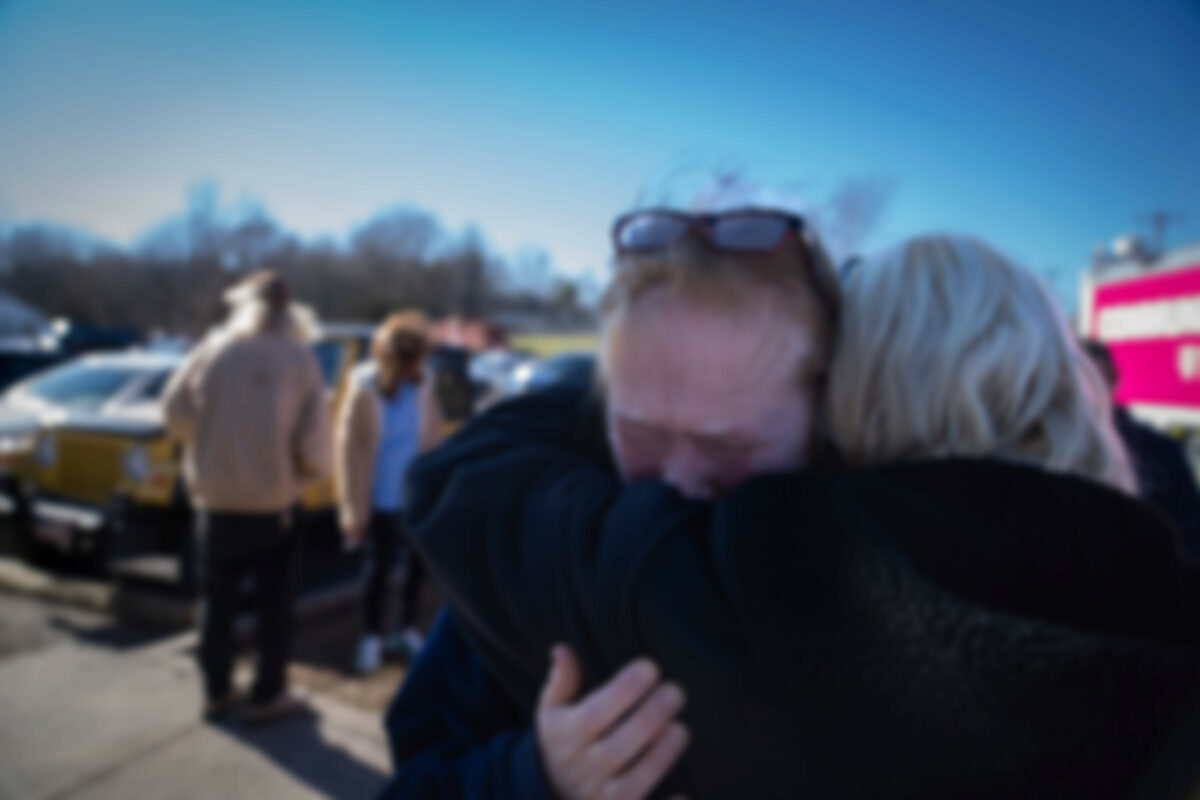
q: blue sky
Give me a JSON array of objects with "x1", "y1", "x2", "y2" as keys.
[{"x1": 1, "y1": 0, "x2": 1198, "y2": 302}]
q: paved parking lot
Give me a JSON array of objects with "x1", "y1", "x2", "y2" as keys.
[
  {"x1": 0, "y1": 557, "x2": 442, "y2": 799},
  {"x1": 0, "y1": 590, "x2": 394, "y2": 800}
]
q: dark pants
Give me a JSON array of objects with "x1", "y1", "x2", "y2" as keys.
[
  {"x1": 363, "y1": 510, "x2": 426, "y2": 635},
  {"x1": 196, "y1": 510, "x2": 301, "y2": 703}
]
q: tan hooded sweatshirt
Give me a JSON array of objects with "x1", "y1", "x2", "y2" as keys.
[{"x1": 162, "y1": 325, "x2": 331, "y2": 513}]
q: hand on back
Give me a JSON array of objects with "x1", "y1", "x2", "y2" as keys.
[{"x1": 537, "y1": 645, "x2": 690, "y2": 800}]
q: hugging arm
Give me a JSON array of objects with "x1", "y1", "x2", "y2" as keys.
[
  {"x1": 405, "y1": 384, "x2": 684, "y2": 701},
  {"x1": 404, "y1": 385, "x2": 821, "y2": 796},
  {"x1": 379, "y1": 611, "x2": 553, "y2": 800},
  {"x1": 404, "y1": 385, "x2": 718, "y2": 798}
]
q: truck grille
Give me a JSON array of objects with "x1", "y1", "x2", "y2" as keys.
[{"x1": 52, "y1": 433, "x2": 123, "y2": 505}]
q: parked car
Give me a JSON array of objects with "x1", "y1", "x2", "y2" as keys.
[
  {"x1": 0, "y1": 351, "x2": 175, "y2": 524},
  {"x1": 13, "y1": 325, "x2": 374, "y2": 588}
]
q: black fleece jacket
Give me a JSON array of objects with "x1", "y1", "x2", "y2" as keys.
[{"x1": 407, "y1": 384, "x2": 1200, "y2": 799}]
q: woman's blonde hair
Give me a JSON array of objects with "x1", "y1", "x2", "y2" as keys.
[
  {"x1": 599, "y1": 225, "x2": 841, "y2": 390},
  {"x1": 826, "y1": 234, "x2": 1135, "y2": 492}
]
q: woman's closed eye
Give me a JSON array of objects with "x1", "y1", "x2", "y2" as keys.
[
  {"x1": 618, "y1": 419, "x2": 671, "y2": 449},
  {"x1": 693, "y1": 435, "x2": 757, "y2": 460}
]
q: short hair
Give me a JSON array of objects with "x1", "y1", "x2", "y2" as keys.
[
  {"x1": 825, "y1": 234, "x2": 1135, "y2": 493},
  {"x1": 372, "y1": 311, "x2": 430, "y2": 368}
]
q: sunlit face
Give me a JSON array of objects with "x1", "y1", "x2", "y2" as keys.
[{"x1": 604, "y1": 286, "x2": 818, "y2": 500}]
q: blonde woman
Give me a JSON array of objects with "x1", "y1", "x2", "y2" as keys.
[
  {"x1": 398, "y1": 234, "x2": 1200, "y2": 798},
  {"x1": 335, "y1": 312, "x2": 443, "y2": 673}
]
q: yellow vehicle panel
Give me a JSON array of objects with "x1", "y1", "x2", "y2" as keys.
[
  {"x1": 298, "y1": 334, "x2": 366, "y2": 510},
  {"x1": 32, "y1": 328, "x2": 372, "y2": 517},
  {"x1": 33, "y1": 429, "x2": 127, "y2": 506}
]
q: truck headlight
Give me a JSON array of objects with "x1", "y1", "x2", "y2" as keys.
[
  {"x1": 0, "y1": 432, "x2": 35, "y2": 455},
  {"x1": 123, "y1": 446, "x2": 149, "y2": 483},
  {"x1": 34, "y1": 435, "x2": 56, "y2": 469}
]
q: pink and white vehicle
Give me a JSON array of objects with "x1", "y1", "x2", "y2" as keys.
[{"x1": 1080, "y1": 237, "x2": 1200, "y2": 454}]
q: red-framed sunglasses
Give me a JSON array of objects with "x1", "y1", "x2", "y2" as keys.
[{"x1": 611, "y1": 207, "x2": 809, "y2": 256}]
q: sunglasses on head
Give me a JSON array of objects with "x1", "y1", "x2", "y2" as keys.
[
  {"x1": 611, "y1": 206, "x2": 840, "y2": 331},
  {"x1": 612, "y1": 207, "x2": 809, "y2": 257}
]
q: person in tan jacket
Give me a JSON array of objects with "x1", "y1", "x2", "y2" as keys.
[
  {"x1": 162, "y1": 270, "x2": 331, "y2": 722},
  {"x1": 335, "y1": 311, "x2": 443, "y2": 672}
]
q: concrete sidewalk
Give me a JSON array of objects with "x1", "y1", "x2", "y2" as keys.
[{"x1": 0, "y1": 626, "x2": 390, "y2": 800}]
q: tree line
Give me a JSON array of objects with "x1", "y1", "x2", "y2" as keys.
[
  {"x1": 0, "y1": 192, "x2": 594, "y2": 337},
  {"x1": 0, "y1": 174, "x2": 898, "y2": 339}
]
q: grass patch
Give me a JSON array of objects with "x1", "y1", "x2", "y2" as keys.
[{"x1": 510, "y1": 333, "x2": 598, "y2": 357}]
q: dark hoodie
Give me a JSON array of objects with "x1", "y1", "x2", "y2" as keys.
[{"x1": 405, "y1": 384, "x2": 1200, "y2": 799}]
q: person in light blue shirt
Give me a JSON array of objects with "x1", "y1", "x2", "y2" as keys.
[{"x1": 334, "y1": 312, "x2": 443, "y2": 673}]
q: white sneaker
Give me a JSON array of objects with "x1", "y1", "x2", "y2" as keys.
[{"x1": 355, "y1": 635, "x2": 383, "y2": 673}]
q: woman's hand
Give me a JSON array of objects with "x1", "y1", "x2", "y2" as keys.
[{"x1": 536, "y1": 644, "x2": 690, "y2": 800}]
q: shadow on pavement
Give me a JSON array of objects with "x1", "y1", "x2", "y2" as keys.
[
  {"x1": 214, "y1": 708, "x2": 387, "y2": 800},
  {"x1": 49, "y1": 614, "x2": 176, "y2": 650}
]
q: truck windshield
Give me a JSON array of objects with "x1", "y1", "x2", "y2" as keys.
[{"x1": 19, "y1": 363, "x2": 141, "y2": 411}]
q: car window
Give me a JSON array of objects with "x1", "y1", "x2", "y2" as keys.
[
  {"x1": 21, "y1": 363, "x2": 141, "y2": 411},
  {"x1": 311, "y1": 340, "x2": 346, "y2": 387},
  {"x1": 134, "y1": 371, "x2": 172, "y2": 401}
]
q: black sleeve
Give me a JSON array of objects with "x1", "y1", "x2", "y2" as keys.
[
  {"x1": 405, "y1": 398, "x2": 847, "y2": 798},
  {"x1": 378, "y1": 610, "x2": 554, "y2": 800},
  {"x1": 406, "y1": 383, "x2": 716, "y2": 693}
]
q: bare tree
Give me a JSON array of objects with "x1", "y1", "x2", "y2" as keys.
[
  {"x1": 0, "y1": 197, "x2": 597, "y2": 337},
  {"x1": 352, "y1": 208, "x2": 442, "y2": 261}
]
